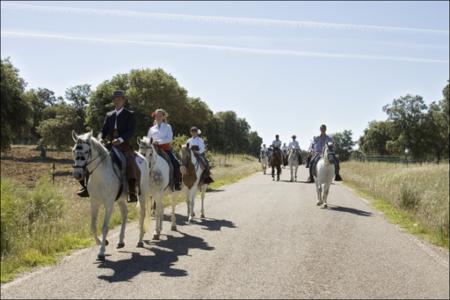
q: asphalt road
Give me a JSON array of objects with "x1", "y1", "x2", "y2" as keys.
[{"x1": 2, "y1": 167, "x2": 449, "y2": 299}]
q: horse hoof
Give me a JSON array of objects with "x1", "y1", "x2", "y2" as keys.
[
  {"x1": 116, "y1": 242, "x2": 125, "y2": 249},
  {"x1": 105, "y1": 240, "x2": 109, "y2": 246},
  {"x1": 137, "y1": 242, "x2": 144, "y2": 248},
  {"x1": 316, "y1": 201, "x2": 323, "y2": 206},
  {"x1": 200, "y1": 214, "x2": 205, "y2": 219},
  {"x1": 97, "y1": 254, "x2": 105, "y2": 261},
  {"x1": 152, "y1": 234, "x2": 160, "y2": 240},
  {"x1": 171, "y1": 225, "x2": 177, "y2": 231},
  {"x1": 323, "y1": 204, "x2": 328, "y2": 208}
]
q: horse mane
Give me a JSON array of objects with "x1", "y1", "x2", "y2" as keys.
[{"x1": 83, "y1": 133, "x2": 108, "y2": 157}]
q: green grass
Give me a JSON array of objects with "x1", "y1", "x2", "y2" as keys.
[
  {"x1": 341, "y1": 161, "x2": 449, "y2": 249},
  {"x1": 0, "y1": 153, "x2": 259, "y2": 283}
]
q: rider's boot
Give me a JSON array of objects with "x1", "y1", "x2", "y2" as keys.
[
  {"x1": 76, "y1": 175, "x2": 89, "y2": 197},
  {"x1": 127, "y1": 179, "x2": 138, "y2": 202}
]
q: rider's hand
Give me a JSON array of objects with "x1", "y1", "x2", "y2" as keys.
[{"x1": 112, "y1": 139, "x2": 121, "y2": 146}]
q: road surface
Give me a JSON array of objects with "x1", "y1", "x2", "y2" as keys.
[{"x1": 2, "y1": 167, "x2": 449, "y2": 299}]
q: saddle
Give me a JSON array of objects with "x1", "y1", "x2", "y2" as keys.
[
  {"x1": 110, "y1": 147, "x2": 142, "y2": 200},
  {"x1": 155, "y1": 148, "x2": 175, "y2": 191}
]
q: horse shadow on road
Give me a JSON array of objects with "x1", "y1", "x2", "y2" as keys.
[
  {"x1": 163, "y1": 214, "x2": 237, "y2": 232},
  {"x1": 326, "y1": 204, "x2": 372, "y2": 217},
  {"x1": 96, "y1": 230, "x2": 214, "y2": 282}
]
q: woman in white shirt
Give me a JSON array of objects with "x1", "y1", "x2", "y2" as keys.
[
  {"x1": 186, "y1": 126, "x2": 213, "y2": 184},
  {"x1": 147, "y1": 108, "x2": 181, "y2": 190}
]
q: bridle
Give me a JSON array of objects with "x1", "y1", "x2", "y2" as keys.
[{"x1": 72, "y1": 140, "x2": 107, "y2": 176}]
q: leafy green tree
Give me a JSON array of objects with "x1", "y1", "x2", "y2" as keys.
[
  {"x1": 65, "y1": 84, "x2": 91, "y2": 132},
  {"x1": 358, "y1": 120, "x2": 396, "y2": 155},
  {"x1": 248, "y1": 131, "x2": 263, "y2": 157},
  {"x1": 0, "y1": 58, "x2": 32, "y2": 151},
  {"x1": 332, "y1": 130, "x2": 355, "y2": 161},
  {"x1": 382, "y1": 95, "x2": 428, "y2": 159},
  {"x1": 37, "y1": 104, "x2": 79, "y2": 149}
]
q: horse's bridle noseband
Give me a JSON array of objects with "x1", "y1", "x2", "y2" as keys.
[{"x1": 72, "y1": 141, "x2": 107, "y2": 176}]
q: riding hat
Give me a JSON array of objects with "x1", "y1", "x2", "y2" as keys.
[
  {"x1": 292, "y1": 135, "x2": 296, "y2": 139},
  {"x1": 112, "y1": 90, "x2": 125, "y2": 98}
]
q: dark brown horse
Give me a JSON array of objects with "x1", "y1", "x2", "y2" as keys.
[{"x1": 270, "y1": 147, "x2": 283, "y2": 181}]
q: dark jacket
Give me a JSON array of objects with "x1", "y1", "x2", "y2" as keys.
[{"x1": 101, "y1": 108, "x2": 136, "y2": 143}]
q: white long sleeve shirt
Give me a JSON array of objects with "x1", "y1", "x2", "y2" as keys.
[
  {"x1": 187, "y1": 136, "x2": 205, "y2": 154},
  {"x1": 272, "y1": 139, "x2": 282, "y2": 148},
  {"x1": 288, "y1": 140, "x2": 300, "y2": 150},
  {"x1": 147, "y1": 122, "x2": 173, "y2": 145}
]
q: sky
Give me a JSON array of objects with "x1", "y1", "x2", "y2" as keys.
[{"x1": 1, "y1": 1, "x2": 449, "y2": 149}]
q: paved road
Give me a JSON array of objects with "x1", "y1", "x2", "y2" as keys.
[{"x1": 2, "y1": 167, "x2": 449, "y2": 299}]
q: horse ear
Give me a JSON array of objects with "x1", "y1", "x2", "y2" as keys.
[
  {"x1": 186, "y1": 142, "x2": 190, "y2": 148},
  {"x1": 150, "y1": 137, "x2": 153, "y2": 144},
  {"x1": 137, "y1": 137, "x2": 141, "y2": 146},
  {"x1": 72, "y1": 130, "x2": 78, "y2": 142}
]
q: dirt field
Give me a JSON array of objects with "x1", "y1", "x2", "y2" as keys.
[{"x1": 0, "y1": 145, "x2": 77, "y2": 189}]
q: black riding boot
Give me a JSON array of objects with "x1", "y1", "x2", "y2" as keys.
[
  {"x1": 127, "y1": 179, "x2": 138, "y2": 203},
  {"x1": 77, "y1": 175, "x2": 89, "y2": 197}
]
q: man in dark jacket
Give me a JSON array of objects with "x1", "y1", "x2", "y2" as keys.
[{"x1": 77, "y1": 90, "x2": 139, "y2": 202}]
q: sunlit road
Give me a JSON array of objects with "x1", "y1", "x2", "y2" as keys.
[{"x1": 2, "y1": 167, "x2": 449, "y2": 299}]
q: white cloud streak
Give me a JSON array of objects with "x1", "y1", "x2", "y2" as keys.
[
  {"x1": 2, "y1": 30, "x2": 448, "y2": 64},
  {"x1": 2, "y1": 2, "x2": 449, "y2": 35}
]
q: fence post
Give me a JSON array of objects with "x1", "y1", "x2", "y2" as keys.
[{"x1": 52, "y1": 163, "x2": 55, "y2": 184}]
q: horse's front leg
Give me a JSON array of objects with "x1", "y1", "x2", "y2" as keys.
[
  {"x1": 153, "y1": 192, "x2": 163, "y2": 240},
  {"x1": 117, "y1": 200, "x2": 127, "y2": 249},
  {"x1": 188, "y1": 188, "x2": 196, "y2": 223},
  {"x1": 323, "y1": 183, "x2": 330, "y2": 208},
  {"x1": 271, "y1": 166, "x2": 275, "y2": 180},
  {"x1": 90, "y1": 200, "x2": 101, "y2": 245},
  {"x1": 290, "y1": 165, "x2": 294, "y2": 182},
  {"x1": 295, "y1": 165, "x2": 298, "y2": 181},
  {"x1": 185, "y1": 189, "x2": 191, "y2": 220},
  {"x1": 98, "y1": 200, "x2": 114, "y2": 261},
  {"x1": 200, "y1": 184, "x2": 207, "y2": 219},
  {"x1": 136, "y1": 190, "x2": 147, "y2": 247},
  {"x1": 170, "y1": 193, "x2": 177, "y2": 231},
  {"x1": 315, "y1": 182, "x2": 323, "y2": 206}
]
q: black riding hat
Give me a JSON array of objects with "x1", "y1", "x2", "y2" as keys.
[{"x1": 112, "y1": 90, "x2": 125, "y2": 98}]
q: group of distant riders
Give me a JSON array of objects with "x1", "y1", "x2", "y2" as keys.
[
  {"x1": 260, "y1": 124, "x2": 343, "y2": 183},
  {"x1": 76, "y1": 90, "x2": 213, "y2": 201}
]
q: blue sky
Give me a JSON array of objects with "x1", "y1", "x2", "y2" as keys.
[{"x1": 1, "y1": 1, "x2": 449, "y2": 149}]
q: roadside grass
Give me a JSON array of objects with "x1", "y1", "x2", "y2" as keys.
[
  {"x1": 0, "y1": 153, "x2": 259, "y2": 283},
  {"x1": 341, "y1": 161, "x2": 449, "y2": 249}
]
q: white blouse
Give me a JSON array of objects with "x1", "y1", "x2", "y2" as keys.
[{"x1": 147, "y1": 122, "x2": 173, "y2": 144}]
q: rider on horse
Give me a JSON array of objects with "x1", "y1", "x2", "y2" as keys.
[
  {"x1": 186, "y1": 126, "x2": 214, "y2": 184},
  {"x1": 272, "y1": 134, "x2": 282, "y2": 149},
  {"x1": 147, "y1": 108, "x2": 182, "y2": 191},
  {"x1": 288, "y1": 135, "x2": 302, "y2": 164},
  {"x1": 259, "y1": 144, "x2": 268, "y2": 162},
  {"x1": 306, "y1": 124, "x2": 343, "y2": 183},
  {"x1": 76, "y1": 90, "x2": 139, "y2": 202}
]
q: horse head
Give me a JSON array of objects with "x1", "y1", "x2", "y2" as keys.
[
  {"x1": 323, "y1": 142, "x2": 336, "y2": 164},
  {"x1": 71, "y1": 130, "x2": 94, "y2": 181},
  {"x1": 137, "y1": 136, "x2": 156, "y2": 166}
]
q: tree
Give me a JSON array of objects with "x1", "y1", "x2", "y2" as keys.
[
  {"x1": 0, "y1": 58, "x2": 32, "y2": 151},
  {"x1": 248, "y1": 131, "x2": 263, "y2": 157},
  {"x1": 65, "y1": 84, "x2": 91, "y2": 132},
  {"x1": 37, "y1": 104, "x2": 79, "y2": 149},
  {"x1": 382, "y1": 94, "x2": 428, "y2": 159},
  {"x1": 332, "y1": 130, "x2": 355, "y2": 161},
  {"x1": 358, "y1": 120, "x2": 396, "y2": 155}
]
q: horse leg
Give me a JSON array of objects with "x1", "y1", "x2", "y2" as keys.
[
  {"x1": 117, "y1": 200, "x2": 127, "y2": 249},
  {"x1": 136, "y1": 193, "x2": 147, "y2": 248},
  {"x1": 90, "y1": 200, "x2": 101, "y2": 245},
  {"x1": 98, "y1": 200, "x2": 114, "y2": 261},
  {"x1": 200, "y1": 184, "x2": 207, "y2": 219},
  {"x1": 153, "y1": 191, "x2": 163, "y2": 240},
  {"x1": 188, "y1": 188, "x2": 196, "y2": 223},
  {"x1": 323, "y1": 183, "x2": 330, "y2": 208},
  {"x1": 316, "y1": 182, "x2": 323, "y2": 206},
  {"x1": 170, "y1": 193, "x2": 177, "y2": 231},
  {"x1": 277, "y1": 166, "x2": 281, "y2": 181},
  {"x1": 271, "y1": 166, "x2": 275, "y2": 180},
  {"x1": 290, "y1": 165, "x2": 293, "y2": 182},
  {"x1": 295, "y1": 165, "x2": 298, "y2": 181}
]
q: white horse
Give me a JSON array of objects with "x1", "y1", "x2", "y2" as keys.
[
  {"x1": 314, "y1": 142, "x2": 336, "y2": 208},
  {"x1": 288, "y1": 148, "x2": 301, "y2": 182},
  {"x1": 260, "y1": 149, "x2": 269, "y2": 174},
  {"x1": 179, "y1": 144, "x2": 208, "y2": 223},
  {"x1": 137, "y1": 136, "x2": 177, "y2": 240},
  {"x1": 71, "y1": 131, "x2": 149, "y2": 261}
]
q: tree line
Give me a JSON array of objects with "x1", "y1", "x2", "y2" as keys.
[
  {"x1": 1, "y1": 58, "x2": 263, "y2": 157},
  {"x1": 357, "y1": 84, "x2": 449, "y2": 162}
]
